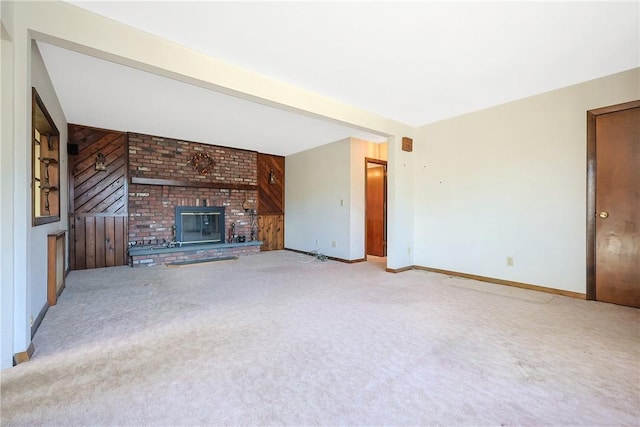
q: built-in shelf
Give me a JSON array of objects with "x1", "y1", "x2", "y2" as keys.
[
  {"x1": 130, "y1": 176, "x2": 257, "y2": 191},
  {"x1": 33, "y1": 87, "x2": 60, "y2": 225}
]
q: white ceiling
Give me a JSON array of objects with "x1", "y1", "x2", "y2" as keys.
[
  {"x1": 39, "y1": 1, "x2": 639, "y2": 155},
  {"x1": 37, "y1": 41, "x2": 388, "y2": 156}
]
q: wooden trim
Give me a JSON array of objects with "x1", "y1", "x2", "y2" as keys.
[
  {"x1": 69, "y1": 212, "x2": 128, "y2": 218},
  {"x1": 585, "y1": 100, "x2": 640, "y2": 116},
  {"x1": 344, "y1": 258, "x2": 367, "y2": 264},
  {"x1": 364, "y1": 158, "x2": 387, "y2": 165},
  {"x1": 31, "y1": 303, "x2": 49, "y2": 339},
  {"x1": 585, "y1": 100, "x2": 640, "y2": 301},
  {"x1": 68, "y1": 123, "x2": 126, "y2": 135},
  {"x1": 586, "y1": 109, "x2": 597, "y2": 300},
  {"x1": 385, "y1": 266, "x2": 412, "y2": 273},
  {"x1": 47, "y1": 230, "x2": 66, "y2": 306},
  {"x1": 33, "y1": 216, "x2": 60, "y2": 226},
  {"x1": 365, "y1": 158, "x2": 388, "y2": 258},
  {"x1": 32, "y1": 87, "x2": 61, "y2": 226},
  {"x1": 284, "y1": 248, "x2": 366, "y2": 264},
  {"x1": 414, "y1": 266, "x2": 586, "y2": 299},
  {"x1": 124, "y1": 132, "x2": 129, "y2": 215},
  {"x1": 130, "y1": 176, "x2": 257, "y2": 191},
  {"x1": 13, "y1": 343, "x2": 35, "y2": 365},
  {"x1": 67, "y1": 128, "x2": 75, "y2": 214}
]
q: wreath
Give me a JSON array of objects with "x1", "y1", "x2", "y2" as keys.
[{"x1": 188, "y1": 153, "x2": 215, "y2": 175}]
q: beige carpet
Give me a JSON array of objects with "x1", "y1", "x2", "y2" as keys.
[{"x1": 1, "y1": 250, "x2": 638, "y2": 426}]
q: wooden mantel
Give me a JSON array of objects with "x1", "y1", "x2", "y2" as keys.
[{"x1": 130, "y1": 176, "x2": 257, "y2": 191}]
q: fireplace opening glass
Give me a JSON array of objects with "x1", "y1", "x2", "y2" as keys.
[{"x1": 175, "y1": 206, "x2": 225, "y2": 244}]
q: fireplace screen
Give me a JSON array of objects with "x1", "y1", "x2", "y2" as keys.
[{"x1": 175, "y1": 206, "x2": 225, "y2": 245}]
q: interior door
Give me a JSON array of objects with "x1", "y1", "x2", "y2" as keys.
[
  {"x1": 592, "y1": 104, "x2": 639, "y2": 307},
  {"x1": 68, "y1": 125, "x2": 128, "y2": 270},
  {"x1": 366, "y1": 160, "x2": 386, "y2": 257}
]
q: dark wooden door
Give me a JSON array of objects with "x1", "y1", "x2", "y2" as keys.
[
  {"x1": 593, "y1": 105, "x2": 639, "y2": 307},
  {"x1": 68, "y1": 125, "x2": 128, "y2": 270},
  {"x1": 366, "y1": 161, "x2": 386, "y2": 257}
]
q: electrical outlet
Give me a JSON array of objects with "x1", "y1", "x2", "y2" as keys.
[
  {"x1": 408, "y1": 246, "x2": 412, "y2": 255},
  {"x1": 340, "y1": 199, "x2": 344, "y2": 207},
  {"x1": 331, "y1": 240, "x2": 337, "y2": 247},
  {"x1": 315, "y1": 240, "x2": 319, "y2": 246},
  {"x1": 506, "y1": 256, "x2": 514, "y2": 267}
]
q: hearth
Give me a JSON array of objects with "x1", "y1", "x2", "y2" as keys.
[{"x1": 175, "y1": 206, "x2": 225, "y2": 245}]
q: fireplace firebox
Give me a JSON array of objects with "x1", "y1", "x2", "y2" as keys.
[{"x1": 175, "y1": 206, "x2": 225, "y2": 245}]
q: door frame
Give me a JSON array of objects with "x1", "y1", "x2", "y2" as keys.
[
  {"x1": 365, "y1": 158, "x2": 387, "y2": 258},
  {"x1": 586, "y1": 100, "x2": 640, "y2": 300}
]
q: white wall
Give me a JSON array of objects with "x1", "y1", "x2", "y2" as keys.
[
  {"x1": 285, "y1": 139, "x2": 352, "y2": 259},
  {"x1": 1, "y1": 0, "x2": 16, "y2": 369},
  {"x1": 1, "y1": 4, "x2": 68, "y2": 369},
  {"x1": 414, "y1": 68, "x2": 640, "y2": 293},
  {"x1": 29, "y1": 40, "x2": 68, "y2": 328},
  {"x1": 286, "y1": 138, "x2": 387, "y2": 261},
  {"x1": 386, "y1": 136, "x2": 415, "y2": 270},
  {"x1": 3, "y1": 0, "x2": 31, "y2": 368}
]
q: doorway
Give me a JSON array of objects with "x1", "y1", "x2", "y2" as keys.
[
  {"x1": 586, "y1": 100, "x2": 639, "y2": 308},
  {"x1": 366, "y1": 158, "x2": 387, "y2": 258}
]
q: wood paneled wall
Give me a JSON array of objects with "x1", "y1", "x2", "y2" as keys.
[
  {"x1": 70, "y1": 126, "x2": 127, "y2": 214},
  {"x1": 258, "y1": 153, "x2": 284, "y2": 214},
  {"x1": 68, "y1": 125, "x2": 128, "y2": 270},
  {"x1": 258, "y1": 215, "x2": 284, "y2": 251},
  {"x1": 70, "y1": 215, "x2": 127, "y2": 269},
  {"x1": 257, "y1": 153, "x2": 285, "y2": 251}
]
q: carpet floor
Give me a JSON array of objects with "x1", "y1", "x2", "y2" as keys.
[{"x1": 1, "y1": 250, "x2": 638, "y2": 426}]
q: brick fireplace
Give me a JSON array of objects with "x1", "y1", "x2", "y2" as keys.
[{"x1": 127, "y1": 133, "x2": 262, "y2": 266}]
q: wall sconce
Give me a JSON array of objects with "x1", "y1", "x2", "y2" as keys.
[
  {"x1": 269, "y1": 170, "x2": 276, "y2": 184},
  {"x1": 95, "y1": 152, "x2": 107, "y2": 171}
]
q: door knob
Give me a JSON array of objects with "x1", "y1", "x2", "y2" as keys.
[{"x1": 599, "y1": 211, "x2": 609, "y2": 219}]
